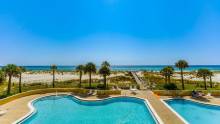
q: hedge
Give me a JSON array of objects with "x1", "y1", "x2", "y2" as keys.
[
  {"x1": 0, "y1": 88, "x2": 89, "y2": 105},
  {"x1": 153, "y1": 90, "x2": 220, "y2": 96},
  {"x1": 97, "y1": 90, "x2": 121, "y2": 96}
]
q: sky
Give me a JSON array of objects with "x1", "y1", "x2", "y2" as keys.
[{"x1": 0, "y1": 0, "x2": 220, "y2": 65}]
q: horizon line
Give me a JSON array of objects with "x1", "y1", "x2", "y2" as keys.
[{"x1": 1, "y1": 64, "x2": 220, "y2": 66}]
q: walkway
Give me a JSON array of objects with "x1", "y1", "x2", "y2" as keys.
[
  {"x1": 146, "y1": 91, "x2": 185, "y2": 124},
  {"x1": 131, "y1": 71, "x2": 145, "y2": 89},
  {"x1": 130, "y1": 72, "x2": 185, "y2": 124},
  {"x1": 0, "y1": 94, "x2": 44, "y2": 124}
]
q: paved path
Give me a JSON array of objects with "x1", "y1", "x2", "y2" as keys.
[
  {"x1": 130, "y1": 72, "x2": 185, "y2": 123},
  {"x1": 146, "y1": 91, "x2": 185, "y2": 124},
  {"x1": 0, "y1": 94, "x2": 44, "y2": 124}
]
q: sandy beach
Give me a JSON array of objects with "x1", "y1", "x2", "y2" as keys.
[
  {"x1": 10, "y1": 71, "x2": 220, "y2": 84},
  {"x1": 11, "y1": 72, "x2": 125, "y2": 84},
  {"x1": 137, "y1": 71, "x2": 220, "y2": 83},
  {"x1": 172, "y1": 73, "x2": 220, "y2": 83}
]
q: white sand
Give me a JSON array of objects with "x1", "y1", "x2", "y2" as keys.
[
  {"x1": 11, "y1": 72, "x2": 125, "y2": 84},
  {"x1": 10, "y1": 71, "x2": 220, "y2": 84},
  {"x1": 137, "y1": 71, "x2": 220, "y2": 83},
  {"x1": 173, "y1": 73, "x2": 220, "y2": 82}
]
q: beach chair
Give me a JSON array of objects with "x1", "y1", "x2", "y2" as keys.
[
  {"x1": 87, "y1": 90, "x2": 94, "y2": 96},
  {"x1": 130, "y1": 86, "x2": 138, "y2": 95},
  {"x1": 116, "y1": 86, "x2": 121, "y2": 90},
  {"x1": 192, "y1": 91, "x2": 205, "y2": 98},
  {"x1": 205, "y1": 93, "x2": 212, "y2": 99},
  {"x1": 112, "y1": 86, "x2": 117, "y2": 90}
]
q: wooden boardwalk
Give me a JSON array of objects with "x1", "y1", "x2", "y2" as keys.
[{"x1": 131, "y1": 71, "x2": 145, "y2": 89}]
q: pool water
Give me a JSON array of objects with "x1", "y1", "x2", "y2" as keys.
[
  {"x1": 165, "y1": 99, "x2": 220, "y2": 124},
  {"x1": 21, "y1": 95, "x2": 156, "y2": 124}
]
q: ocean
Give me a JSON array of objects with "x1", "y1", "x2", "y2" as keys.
[{"x1": 1, "y1": 65, "x2": 220, "y2": 72}]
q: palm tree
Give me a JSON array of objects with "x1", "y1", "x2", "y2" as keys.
[
  {"x1": 208, "y1": 70, "x2": 213, "y2": 88},
  {"x1": 0, "y1": 69, "x2": 5, "y2": 83},
  {"x1": 197, "y1": 69, "x2": 210, "y2": 90},
  {"x1": 4, "y1": 64, "x2": 19, "y2": 95},
  {"x1": 160, "y1": 66, "x2": 174, "y2": 84},
  {"x1": 84, "y1": 62, "x2": 96, "y2": 88},
  {"x1": 76, "y1": 65, "x2": 84, "y2": 88},
  {"x1": 175, "y1": 60, "x2": 189, "y2": 90},
  {"x1": 50, "y1": 64, "x2": 57, "y2": 88},
  {"x1": 99, "y1": 65, "x2": 111, "y2": 89},
  {"x1": 101, "y1": 61, "x2": 110, "y2": 67},
  {"x1": 1, "y1": 66, "x2": 7, "y2": 79},
  {"x1": 17, "y1": 66, "x2": 26, "y2": 93}
]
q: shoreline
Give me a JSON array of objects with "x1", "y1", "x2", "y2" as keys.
[{"x1": 2, "y1": 65, "x2": 220, "y2": 72}]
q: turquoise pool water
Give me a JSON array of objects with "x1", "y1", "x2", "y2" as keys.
[
  {"x1": 165, "y1": 99, "x2": 220, "y2": 124},
  {"x1": 20, "y1": 95, "x2": 157, "y2": 124}
]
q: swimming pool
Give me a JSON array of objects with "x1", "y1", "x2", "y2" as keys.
[
  {"x1": 18, "y1": 95, "x2": 158, "y2": 124},
  {"x1": 165, "y1": 99, "x2": 220, "y2": 124}
]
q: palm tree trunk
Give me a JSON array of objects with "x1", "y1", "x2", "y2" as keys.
[
  {"x1": 210, "y1": 76, "x2": 213, "y2": 88},
  {"x1": 104, "y1": 75, "x2": 107, "y2": 89},
  {"x1": 204, "y1": 77, "x2": 207, "y2": 90},
  {"x1": 7, "y1": 75, "x2": 12, "y2": 95},
  {"x1": 19, "y1": 73, "x2": 22, "y2": 93},
  {"x1": 4, "y1": 73, "x2": 7, "y2": 79},
  {"x1": 180, "y1": 69, "x2": 184, "y2": 90},
  {"x1": 79, "y1": 72, "x2": 82, "y2": 88},
  {"x1": 165, "y1": 76, "x2": 167, "y2": 84},
  {"x1": 52, "y1": 70, "x2": 55, "y2": 88},
  {"x1": 89, "y1": 72, "x2": 92, "y2": 88},
  {"x1": 168, "y1": 75, "x2": 171, "y2": 84}
]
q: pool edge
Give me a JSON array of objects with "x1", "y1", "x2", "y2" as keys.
[
  {"x1": 145, "y1": 100, "x2": 164, "y2": 124},
  {"x1": 161, "y1": 98, "x2": 189, "y2": 124},
  {"x1": 13, "y1": 93, "x2": 164, "y2": 124}
]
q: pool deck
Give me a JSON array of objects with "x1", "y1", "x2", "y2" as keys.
[
  {"x1": 0, "y1": 94, "x2": 44, "y2": 124},
  {"x1": 161, "y1": 95, "x2": 220, "y2": 106},
  {"x1": 1, "y1": 90, "x2": 220, "y2": 124}
]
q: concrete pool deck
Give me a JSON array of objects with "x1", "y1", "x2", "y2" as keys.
[
  {"x1": 161, "y1": 95, "x2": 220, "y2": 106},
  {"x1": 2, "y1": 90, "x2": 216, "y2": 124}
]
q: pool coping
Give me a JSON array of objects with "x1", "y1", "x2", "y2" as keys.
[
  {"x1": 13, "y1": 93, "x2": 164, "y2": 124},
  {"x1": 178, "y1": 98, "x2": 220, "y2": 107},
  {"x1": 145, "y1": 100, "x2": 164, "y2": 124}
]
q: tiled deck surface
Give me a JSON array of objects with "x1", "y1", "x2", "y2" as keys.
[
  {"x1": 0, "y1": 94, "x2": 45, "y2": 124},
  {"x1": 2, "y1": 90, "x2": 220, "y2": 124},
  {"x1": 146, "y1": 91, "x2": 185, "y2": 124},
  {"x1": 161, "y1": 95, "x2": 220, "y2": 105}
]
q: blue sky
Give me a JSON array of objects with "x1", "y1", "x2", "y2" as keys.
[{"x1": 0, "y1": 0, "x2": 220, "y2": 65}]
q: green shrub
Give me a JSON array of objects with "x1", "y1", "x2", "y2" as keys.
[
  {"x1": 71, "y1": 88, "x2": 89, "y2": 95},
  {"x1": 136, "y1": 84, "x2": 140, "y2": 90},
  {"x1": 163, "y1": 83, "x2": 178, "y2": 90},
  {"x1": 0, "y1": 70, "x2": 5, "y2": 83},
  {"x1": 118, "y1": 83, "x2": 130, "y2": 89},
  {"x1": 29, "y1": 83, "x2": 42, "y2": 86},
  {"x1": 109, "y1": 76, "x2": 132, "y2": 82},
  {"x1": 97, "y1": 84, "x2": 105, "y2": 89}
]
